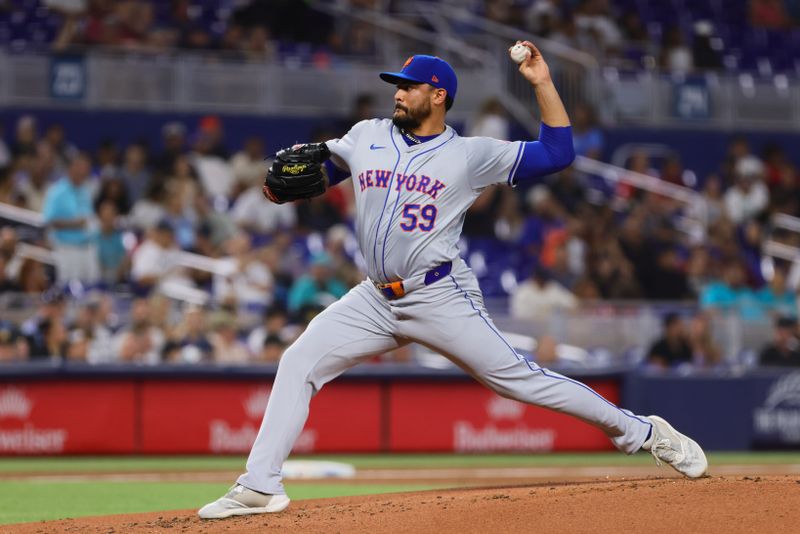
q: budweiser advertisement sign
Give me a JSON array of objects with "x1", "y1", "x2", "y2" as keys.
[
  {"x1": 1, "y1": 377, "x2": 622, "y2": 454},
  {"x1": 140, "y1": 381, "x2": 382, "y2": 453},
  {"x1": 0, "y1": 383, "x2": 136, "y2": 454},
  {"x1": 389, "y1": 381, "x2": 619, "y2": 452}
]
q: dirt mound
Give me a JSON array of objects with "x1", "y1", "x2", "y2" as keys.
[{"x1": 8, "y1": 476, "x2": 800, "y2": 534}]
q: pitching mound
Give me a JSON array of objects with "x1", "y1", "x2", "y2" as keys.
[{"x1": 8, "y1": 476, "x2": 800, "y2": 533}]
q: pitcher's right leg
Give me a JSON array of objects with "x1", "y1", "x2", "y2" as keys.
[{"x1": 236, "y1": 281, "x2": 401, "y2": 496}]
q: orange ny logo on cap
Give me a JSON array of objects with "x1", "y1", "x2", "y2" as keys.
[
  {"x1": 403, "y1": 56, "x2": 414, "y2": 69},
  {"x1": 431, "y1": 75, "x2": 439, "y2": 83}
]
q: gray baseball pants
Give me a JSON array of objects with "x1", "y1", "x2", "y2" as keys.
[{"x1": 238, "y1": 259, "x2": 652, "y2": 495}]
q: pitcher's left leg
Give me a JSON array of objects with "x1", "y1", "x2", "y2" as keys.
[{"x1": 402, "y1": 274, "x2": 650, "y2": 454}]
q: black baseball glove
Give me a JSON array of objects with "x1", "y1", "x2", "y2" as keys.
[{"x1": 262, "y1": 143, "x2": 331, "y2": 204}]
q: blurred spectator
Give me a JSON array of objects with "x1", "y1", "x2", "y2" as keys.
[
  {"x1": 43, "y1": 123, "x2": 78, "y2": 171},
  {"x1": 686, "y1": 246, "x2": 713, "y2": 296},
  {"x1": 163, "y1": 305, "x2": 212, "y2": 364},
  {"x1": 18, "y1": 258, "x2": 51, "y2": 294},
  {"x1": 464, "y1": 187, "x2": 505, "y2": 238},
  {"x1": 659, "y1": 155, "x2": 686, "y2": 187},
  {"x1": 95, "y1": 200, "x2": 128, "y2": 285},
  {"x1": 0, "y1": 254, "x2": 19, "y2": 292},
  {"x1": 191, "y1": 129, "x2": 234, "y2": 201},
  {"x1": 721, "y1": 135, "x2": 761, "y2": 186},
  {"x1": 723, "y1": 156, "x2": 769, "y2": 224},
  {"x1": 693, "y1": 174, "x2": 725, "y2": 226},
  {"x1": 162, "y1": 180, "x2": 197, "y2": 250},
  {"x1": 129, "y1": 180, "x2": 166, "y2": 232},
  {"x1": 466, "y1": 98, "x2": 509, "y2": 140},
  {"x1": 288, "y1": 253, "x2": 348, "y2": 313},
  {"x1": 213, "y1": 233, "x2": 274, "y2": 315},
  {"x1": 217, "y1": 23, "x2": 246, "y2": 60},
  {"x1": 659, "y1": 26, "x2": 693, "y2": 72},
  {"x1": 16, "y1": 147, "x2": 55, "y2": 212},
  {"x1": 69, "y1": 294, "x2": 115, "y2": 364},
  {"x1": 649, "y1": 247, "x2": 691, "y2": 300},
  {"x1": 769, "y1": 163, "x2": 799, "y2": 216},
  {"x1": 757, "y1": 268, "x2": 797, "y2": 319},
  {"x1": 571, "y1": 102, "x2": 603, "y2": 160},
  {"x1": 547, "y1": 168, "x2": 586, "y2": 215},
  {"x1": 258, "y1": 334, "x2": 287, "y2": 363},
  {"x1": 325, "y1": 224, "x2": 362, "y2": 288},
  {"x1": 618, "y1": 10, "x2": 651, "y2": 66},
  {"x1": 510, "y1": 266, "x2": 578, "y2": 322},
  {"x1": 112, "y1": 298, "x2": 165, "y2": 364},
  {"x1": 0, "y1": 166, "x2": 22, "y2": 206},
  {"x1": 208, "y1": 310, "x2": 250, "y2": 364},
  {"x1": 130, "y1": 221, "x2": 192, "y2": 292},
  {"x1": 119, "y1": 142, "x2": 151, "y2": 204},
  {"x1": 12, "y1": 115, "x2": 38, "y2": 158},
  {"x1": 759, "y1": 316, "x2": 800, "y2": 366},
  {"x1": 247, "y1": 305, "x2": 298, "y2": 357},
  {"x1": 21, "y1": 290, "x2": 66, "y2": 346},
  {"x1": 95, "y1": 139, "x2": 120, "y2": 179},
  {"x1": 688, "y1": 313, "x2": 722, "y2": 367},
  {"x1": 192, "y1": 194, "x2": 237, "y2": 252},
  {"x1": 94, "y1": 175, "x2": 132, "y2": 215},
  {"x1": 163, "y1": 156, "x2": 202, "y2": 224},
  {"x1": 0, "y1": 320, "x2": 29, "y2": 362},
  {"x1": 762, "y1": 142, "x2": 789, "y2": 188},
  {"x1": 242, "y1": 26, "x2": 275, "y2": 62},
  {"x1": 574, "y1": 0, "x2": 623, "y2": 53},
  {"x1": 525, "y1": 0, "x2": 561, "y2": 36},
  {"x1": 231, "y1": 176, "x2": 296, "y2": 236},
  {"x1": 197, "y1": 115, "x2": 228, "y2": 159},
  {"x1": 700, "y1": 262, "x2": 761, "y2": 319},
  {"x1": 153, "y1": 122, "x2": 188, "y2": 175},
  {"x1": 646, "y1": 313, "x2": 692, "y2": 368},
  {"x1": 42, "y1": 152, "x2": 100, "y2": 285},
  {"x1": 691, "y1": 21, "x2": 722, "y2": 70},
  {"x1": 345, "y1": 93, "x2": 376, "y2": 130},
  {"x1": 518, "y1": 185, "x2": 566, "y2": 257},
  {"x1": 230, "y1": 137, "x2": 267, "y2": 193},
  {"x1": 29, "y1": 318, "x2": 69, "y2": 359},
  {"x1": 295, "y1": 195, "x2": 345, "y2": 234}
]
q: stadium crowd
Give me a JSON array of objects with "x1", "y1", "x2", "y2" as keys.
[
  {"x1": 2, "y1": 1, "x2": 798, "y2": 73},
  {"x1": 0, "y1": 96, "x2": 799, "y2": 367},
  {"x1": 0, "y1": 0, "x2": 799, "y2": 367}
]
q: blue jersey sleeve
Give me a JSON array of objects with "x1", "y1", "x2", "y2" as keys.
[
  {"x1": 323, "y1": 159, "x2": 351, "y2": 187},
  {"x1": 511, "y1": 124, "x2": 575, "y2": 186}
]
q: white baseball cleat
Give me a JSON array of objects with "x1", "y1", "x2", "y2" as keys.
[
  {"x1": 198, "y1": 484, "x2": 290, "y2": 519},
  {"x1": 644, "y1": 415, "x2": 708, "y2": 479}
]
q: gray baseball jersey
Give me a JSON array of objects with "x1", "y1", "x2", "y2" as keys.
[
  {"x1": 237, "y1": 120, "x2": 653, "y2": 496},
  {"x1": 326, "y1": 118, "x2": 523, "y2": 283}
]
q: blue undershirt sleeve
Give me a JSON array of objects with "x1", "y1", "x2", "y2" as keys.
[
  {"x1": 324, "y1": 159, "x2": 351, "y2": 187},
  {"x1": 510, "y1": 124, "x2": 575, "y2": 186}
]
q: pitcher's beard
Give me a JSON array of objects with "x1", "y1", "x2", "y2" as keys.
[
  {"x1": 391, "y1": 102, "x2": 431, "y2": 131},
  {"x1": 392, "y1": 112, "x2": 421, "y2": 131}
]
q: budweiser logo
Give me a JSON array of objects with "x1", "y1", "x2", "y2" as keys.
[
  {"x1": 486, "y1": 396, "x2": 525, "y2": 420},
  {"x1": 243, "y1": 387, "x2": 271, "y2": 419},
  {"x1": 0, "y1": 387, "x2": 32, "y2": 419}
]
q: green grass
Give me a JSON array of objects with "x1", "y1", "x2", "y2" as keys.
[
  {"x1": 0, "y1": 482, "x2": 446, "y2": 525},
  {"x1": 0, "y1": 452, "x2": 798, "y2": 474},
  {"x1": 2, "y1": 452, "x2": 799, "y2": 525}
]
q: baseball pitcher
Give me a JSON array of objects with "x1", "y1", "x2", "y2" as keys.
[{"x1": 199, "y1": 41, "x2": 707, "y2": 519}]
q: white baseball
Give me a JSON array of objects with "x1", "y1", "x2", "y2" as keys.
[{"x1": 509, "y1": 43, "x2": 531, "y2": 64}]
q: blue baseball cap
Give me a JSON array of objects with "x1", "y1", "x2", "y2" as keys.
[{"x1": 379, "y1": 55, "x2": 458, "y2": 105}]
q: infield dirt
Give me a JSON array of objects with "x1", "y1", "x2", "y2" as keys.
[{"x1": 7, "y1": 476, "x2": 800, "y2": 533}]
